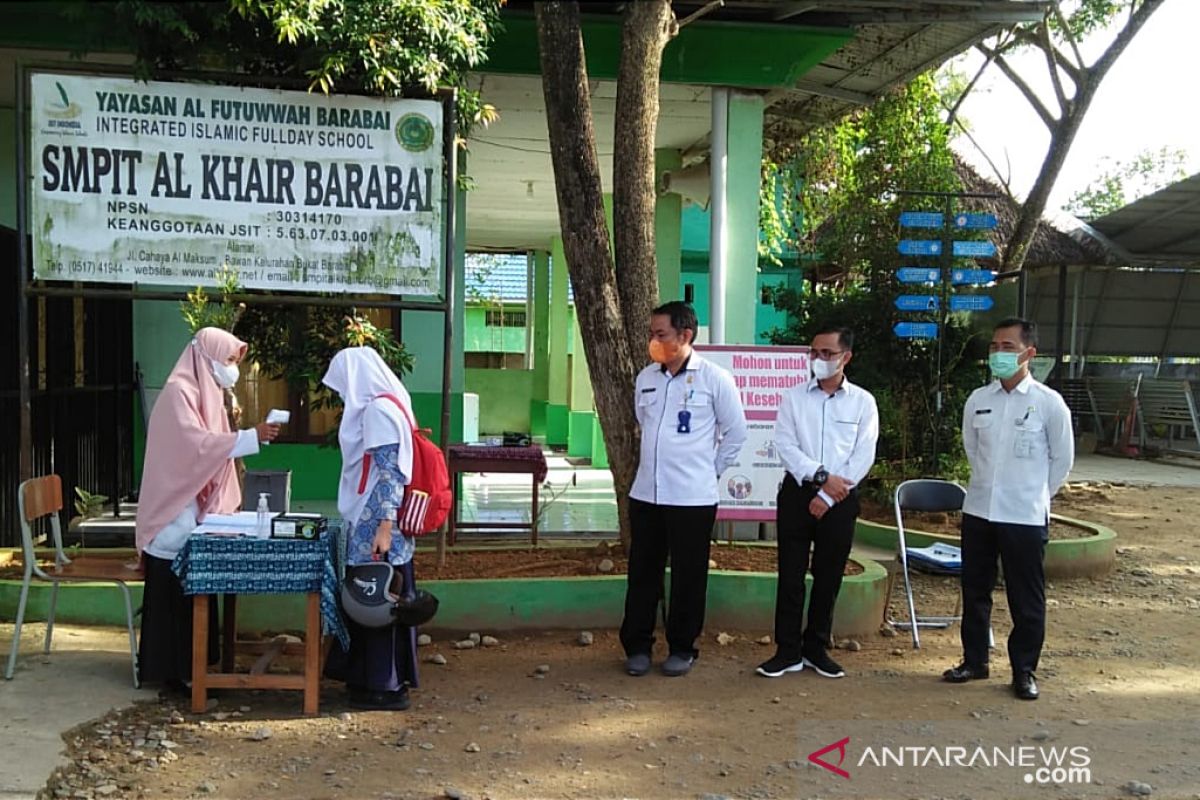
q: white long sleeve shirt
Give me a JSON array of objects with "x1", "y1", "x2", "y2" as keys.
[
  {"x1": 143, "y1": 428, "x2": 260, "y2": 560},
  {"x1": 962, "y1": 374, "x2": 1075, "y2": 526},
  {"x1": 629, "y1": 353, "x2": 748, "y2": 507},
  {"x1": 775, "y1": 377, "x2": 879, "y2": 506}
]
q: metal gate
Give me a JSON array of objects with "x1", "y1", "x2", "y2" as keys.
[{"x1": 2, "y1": 227, "x2": 134, "y2": 547}]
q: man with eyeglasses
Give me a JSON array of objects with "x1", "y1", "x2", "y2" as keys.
[
  {"x1": 943, "y1": 317, "x2": 1074, "y2": 701},
  {"x1": 757, "y1": 326, "x2": 878, "y2": 680}
]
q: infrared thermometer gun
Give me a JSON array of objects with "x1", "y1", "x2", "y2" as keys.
[{"x1": 263, "y1": 409, "x2": 290, "y2": 445}]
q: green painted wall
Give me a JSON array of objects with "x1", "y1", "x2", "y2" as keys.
[
  {"x1": 464, "y1": 306, "x2": 527, "y2": 353},
  {"x1": 242, "y1": 444, "x2": 341, "y2": 501},
  {"x1": 546, "y1": 237, "x2": 570, "y2": 446},
  {"x1": 0, "y1": 108, "x2": 15, "y2": 229},
  {"x1": 482, "y1": 15, "x2": 851, "y2": 89},
  {"x1": 568, "y1": 411, "x2": 594, "y2": 459},
  {"x1": 655, "y1": 149, "x2": 683, "y2": 303},
  {"x1": 723, "y1": 91, "x2": 766, "y2": 345},
  {"x1": 530, "y1": 250, "x2": 550, "y2": 437},
  {"x1": 464, "y1": 368, "x2": 533, "y2": 433},
  {"x1": 0, "y1": 555, "x2": 887, "y2": 637}
]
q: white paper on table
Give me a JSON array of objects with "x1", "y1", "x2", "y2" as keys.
[{"x1": 266, "y1": 409, "x2": 291, "y2": 424}]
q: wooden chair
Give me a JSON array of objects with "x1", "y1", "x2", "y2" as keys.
[{"x1": 4, "y1": 475, "x2": 140, "y2": 687}]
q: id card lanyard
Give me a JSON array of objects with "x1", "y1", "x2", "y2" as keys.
[{"x1": 677, "y1": 373, "x2": 695, "y2": 434}]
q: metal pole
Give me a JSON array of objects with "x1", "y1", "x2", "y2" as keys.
[
  {"x1": 708, "y1": 87, "x2": 729, "y2": 344},
  {"x1": 931, "y1": 196, "x2": 953, "y2": 474},
  {"x1": 1055, "y1": 263, "x2": 1068, "y2": 388},
  {"x1": 1069, "y1": 269, "x2": 1081, "y2": 379},
  {"x1": 1018, "y1": 268, "x2": 1028, "y2": 317},
  {"x1": 439, "y1": 90, "x2": 458, "y2": 454},
  {"x1": 16, "y1": 64, "x2": 33, "y2": 483}
]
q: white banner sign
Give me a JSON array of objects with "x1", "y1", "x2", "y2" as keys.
[
  {"x1": 697, "y1": 345, "x2": 810, "y2": 522},
  {"x1": 30, "y1": 72, "x2": 444, "y2": 295}
]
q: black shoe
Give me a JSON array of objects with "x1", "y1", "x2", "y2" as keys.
[
  {"x1": 942, "y1": 662, "x2": 990, "y2": 683},
  {"x1": 756, "y1": 654, "x2": 805, "y2": 678},
  {"x1": 661, "y1": 653, "x2": 696, "y2": 677},
  {"x1": 625, "y1": 652, "x2": 651, "y2": 677},
  {"x1": 349, "y1": 688, "x2": 410, "y2": 710},
  {"x1": 802, "y1": 650, "x2": 845, "y2": 678},
  {"x1": 1014, "y1": 672, "x2": 1039, "y2": 701}
]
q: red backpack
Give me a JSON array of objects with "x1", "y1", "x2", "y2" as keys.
[{"x1": 358, "y1": 393, "x2": 452, "y2": 536}]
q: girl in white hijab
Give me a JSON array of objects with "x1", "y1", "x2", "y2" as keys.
[{"x1": 321, "y1": 347, "x2": 419, "y2": 710}]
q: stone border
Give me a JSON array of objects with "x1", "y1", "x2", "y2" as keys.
[
  {"x1": 0, "y1": 544, "x2": 890, "y2": 638},
  {"x1": 853, "y1": 514, "x2": 1117, "y2": 578}
]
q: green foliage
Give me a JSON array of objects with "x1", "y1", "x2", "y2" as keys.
[
  {"x1": 236, "y1": 304, "x2": 414, "y2": 422},
  {"x1": 63, "y1": 0, "x2": 504, "y2": 134},
  {"x1": 1065, "y1": 145, "x2": 1189, "y2": 219},
  {"x1": 765, "y1": 75, "x2": 988, "y2": 495},
  {"x1": 73, "y1": 487, "x2": 109, "y2": 520},
  {"x1": 180, "y1": 264, "x2": 243, "y2": 334}
]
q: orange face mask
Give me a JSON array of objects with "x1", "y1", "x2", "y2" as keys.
[{"x1": 648, "y1": 338, "x2": 682, "y2": 364}]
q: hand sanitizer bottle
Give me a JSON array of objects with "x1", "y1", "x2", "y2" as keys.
[{"x1": 256, "y1": 493, "x2": 271, "y2": 538}]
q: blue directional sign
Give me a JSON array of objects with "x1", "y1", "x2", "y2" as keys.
[
  {"x1": 949, "y1": 294, "x2": 995, "y2": 312},
  {"x1": 899, "y1": 211, "x2": 945, "y2": 229},
  {"x1": 951, "y1": 268, "x2": 997, "y2": 285},
  {"x1": 899, "y1": 239, "x2": 942, "y2": 256},
  {"x1": 894, "y1": 322, "x2": 939, "y2": 339},
  {"x1": 952, "y1": 240, "x2": 997, "y2": 257},
  {"x1": 896, "y1": 267, "x2": 941, "y2": 284},
  {"x1": 895, "y1": 294, "x2": 940, "y2": 312},
  {"x1": 954, "y1": 212, "x2": 998, "y2": 230}
]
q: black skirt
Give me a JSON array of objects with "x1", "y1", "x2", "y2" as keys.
[
  {"x1": 324, "y1": 560, "x2": 419, "y2": 692},
  {"x1": 137, "y1": 554, "x2": 218, "y2": 686}
]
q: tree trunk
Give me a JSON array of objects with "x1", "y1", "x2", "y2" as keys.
[
  {"x1": 1001, "y1": 0, "x2": 1166, "y2": 272},
  {"x1": 613, "y1": 0, "x2": 675, "y2": 358},
  {"x1": 535, "y1": 1, "x2": 641, "y2": 547}
]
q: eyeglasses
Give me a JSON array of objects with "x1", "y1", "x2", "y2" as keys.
[{"x1": 811, "y1": 349, "x2": 844, "y2": 360}]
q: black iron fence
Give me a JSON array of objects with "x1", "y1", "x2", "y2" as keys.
[{"x1": 2, "y1": 228, "x2": 134, "y2": 548}]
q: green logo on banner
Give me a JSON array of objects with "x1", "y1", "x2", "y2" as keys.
[{"x1": 396, "y1": 113, "x2": 434, "y2": 152}]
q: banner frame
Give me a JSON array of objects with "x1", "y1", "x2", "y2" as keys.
[{"x1": 14, "y1": 61, "x2": 459, "y2": 495}]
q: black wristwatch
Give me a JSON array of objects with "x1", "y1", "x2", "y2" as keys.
[{"x1": 812, "y1": 467, "x2": 829, "y2": 487}]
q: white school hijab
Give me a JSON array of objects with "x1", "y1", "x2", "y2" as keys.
[{"x1": 321, "y1": 347, "x2": 414, "y2": 525}]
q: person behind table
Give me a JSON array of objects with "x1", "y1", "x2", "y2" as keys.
[
  {"x1": 135, "y1": 328, "x2": 280, "y2": 693},
  {"x1": 943, "y1": 317, "x2": 1074, "y2": 701},
  {"x1": 321, "y1": 347, "x2": 422, "y2": 710},
  {"x1": 757, "y1": 326, "x2": 879, "y2": 680},
  {"x1": 620, "y1": 301, "x2": 747, "y2": 678}
]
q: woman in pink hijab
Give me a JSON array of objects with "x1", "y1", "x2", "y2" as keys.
[{"x1": 135, "y1": 327, "x2": 279, "y2": 693}]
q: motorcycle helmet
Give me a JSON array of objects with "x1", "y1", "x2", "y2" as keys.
[{"x1": 341, "y1": 562, "x2": 438, "y2": 628}]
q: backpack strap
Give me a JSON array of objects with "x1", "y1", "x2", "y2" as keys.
[{"x1": 357, "y1": 394, "x2": 416, "y2": 494}]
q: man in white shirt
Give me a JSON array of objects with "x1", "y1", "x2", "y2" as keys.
[
  {"x1": 757, "y1": 327, "x2": 879, "y2": 680},
  {"x1": 943, "y1": 317, "x2": 1074, "y2": 701},
  {"x1": 621, "y1": 302, "x2": 747, "y2": 678}
]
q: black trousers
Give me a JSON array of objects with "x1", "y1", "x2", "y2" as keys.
[
  {"x1": 773, "y1": 474, "x2": 858, "y2": 659},
  {"x1": 960, "y1": 513, "x2": 1047, "y2": 675},
  {"x1": 137, "y1": 554, "x2": 218, "y2": 686},
  {"x1": 619, "y1": 498, "x2": 717, "y2": 659}
]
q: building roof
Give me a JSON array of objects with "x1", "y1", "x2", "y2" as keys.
[{"x1": 1085, "y1": 172, "x2": 1200, "y2": 267}]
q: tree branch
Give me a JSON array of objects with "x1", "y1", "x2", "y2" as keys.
[
  {"x1": 1050, "y1": 1, "x2": 1086, "y2": 73},
  {"x1": 978, "y1": 43, "x2": 1058, "y2": 129},
  {"x1": 1038, "y1": 22, "x2": 1071, "y2": 115},
  {"x1": 944, "y1": 45, "x2": 997, "y2": 129}
]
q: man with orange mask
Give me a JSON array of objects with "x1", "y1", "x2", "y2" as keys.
[{"x1": 620, "y1": 301, "x2": 747, "y2": 677}]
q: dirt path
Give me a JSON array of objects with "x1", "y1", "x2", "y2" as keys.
[{"x1": 39, "y1": 485, "x2": 1200, "y2": 799}]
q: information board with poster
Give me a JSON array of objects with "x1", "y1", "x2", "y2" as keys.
[
  {"x1": 695, "y1": 345, "x2": 810, "y2": 521},
  {"x1": 29, "y1": 72, "x2": 443, "y2": 296}
]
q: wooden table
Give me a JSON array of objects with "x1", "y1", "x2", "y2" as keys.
[
  {"x1": 447, "y1": 445, "x2": 549, "y2": 546},
  {"x1": 172, "y1": 533, "x2": 347, "y2": 717},
  {"x1": 191, "y1": 593, "x2": 322, "y2": 715}
]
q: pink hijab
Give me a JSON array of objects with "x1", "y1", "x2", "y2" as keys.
[{"x1": 135, "y1": 328, "x2": 248, "y2": 553}]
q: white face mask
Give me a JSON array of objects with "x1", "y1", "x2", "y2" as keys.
[
  {"x1": 812, "y1": 355, "x2": 842, "y2": 381},
  {"x1": 211, "y1": 359, "x2": 240, "y2": 389}
]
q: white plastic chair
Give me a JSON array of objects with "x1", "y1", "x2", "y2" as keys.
[{"x1": 5, "y1": 475, "x2": 140, "y2": 687}]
